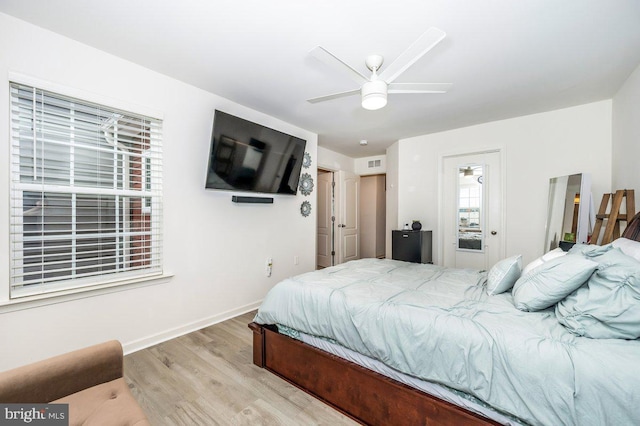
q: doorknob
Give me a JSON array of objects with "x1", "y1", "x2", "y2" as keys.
[{"x1": 491, "y1": 231, "x2": 497, "y2": 235}]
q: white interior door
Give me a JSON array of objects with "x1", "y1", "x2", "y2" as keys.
[
  {"x1": 336, "y1": 170, "x2": 360, "y2": 264},
  {"x1": 442, "y1": 151, "x2": 503, "y2": 270},
  {"x1": 316, "y1": 170, "x2": 334, "y2": 268}
]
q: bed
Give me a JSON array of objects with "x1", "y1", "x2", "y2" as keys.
[{"x1": 249, "y1": 227, "x2": 640, "y2": 425}]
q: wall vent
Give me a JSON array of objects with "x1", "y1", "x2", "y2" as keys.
[{"x1": 368, "y1": 160, "x2": 381, "y2": 168}]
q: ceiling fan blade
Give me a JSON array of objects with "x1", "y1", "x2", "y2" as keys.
[
  {"x1": 388, "y1": 82, "x2": 452, "y2": 94},
  {"x1": 307, "y1": 89, "x2": 360, "y2": 104},
  {"x1": 310, "y1": 46, "x2": 369, "y2": 85},
  {"x1": 379, "y1": 27, "x2": 446, "y2": 84}
]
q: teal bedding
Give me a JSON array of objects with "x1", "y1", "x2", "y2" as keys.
[{"x1": 254, "y1": 258, "x2": 640, "y2": 426}]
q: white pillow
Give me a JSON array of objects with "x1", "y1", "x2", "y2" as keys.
[
  {"x1": 486, "y1": 255, "x2": 522, "y2": 295},
  {"x1": 522, "y1": 248, "x2": 567, "y2": 275},
  {"x1": 611, "y1": 237, "x2": 640, "y2": 262}
]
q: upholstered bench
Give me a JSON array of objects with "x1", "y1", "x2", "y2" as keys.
[{"x1": 0, "y1": 340, "x2": 150, "y2": 425}]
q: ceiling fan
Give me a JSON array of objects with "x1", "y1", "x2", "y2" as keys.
[{"x1": 307, "y1": 27, "x2": 452, "y2": 110}]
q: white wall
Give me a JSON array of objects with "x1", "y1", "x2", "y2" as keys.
[
  {"x1": 385, "y1": 143, "x2": 399, "y2": 258},
  {"x1": 354, "y1": 155, "x2": 386, "y2": 176},
  {"x1": 317, "y1": 146, "x2": 354, "y2": 172},
  {"x1": 0, "y1": 13, "x2": 317, "y2": 370},
  {"x1": 317, "y1": 148, "x2": 387, "y2": 177},
  {"x1": 613, "y1": 63, "x2": 640, "y2": 213},
  {"x1": 394, "y1": 101, "x2": 612, "y2": 265}
]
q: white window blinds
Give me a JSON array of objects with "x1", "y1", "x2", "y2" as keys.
[{"x1": 9, "y1": 82, "x2": 163, "y2": 298}]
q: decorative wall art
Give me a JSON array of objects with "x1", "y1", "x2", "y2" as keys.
[
  {"x1": 302, "y1": 152, "x2": 312, "y2": 169},
  {"x1": 300, "y1": 201, "x2": 312, "y2": 217},
  {"x1": 299, "y1": 173, "x2": 314, "y2": 196}
]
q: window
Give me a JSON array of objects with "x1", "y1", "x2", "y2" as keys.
[
  {"x1": 9, "y1": 82, "x2": 163, "y2": 299},
  {"x1": 457, "y1": 164, "x2": 483, "y2": 251}
]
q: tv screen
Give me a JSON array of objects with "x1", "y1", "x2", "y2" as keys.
[{"x1": 205, "y1": 111, "x2": 307, "y2": 195}]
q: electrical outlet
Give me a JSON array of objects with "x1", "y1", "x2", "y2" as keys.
[{"x1": 266, "y1": 257, "x2": 273, "y2": 277}]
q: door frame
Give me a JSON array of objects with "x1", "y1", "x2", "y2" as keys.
[
  {"x1": 437, "y1": 148, "x2": 506, "y2": 268},
  {"x1": 316, "y1": 168, "x2": 335, "y2": 268}
]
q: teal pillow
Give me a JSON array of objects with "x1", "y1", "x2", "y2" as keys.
[
  {"x1": 512, "y1": 255, "x2": 598, "y2": 311},
  {"x1": 487, "y1": 255, "x2": 522, "y2": 295},
  {"x1": 567, "y1": 243, "x2": 612, "y2": 257},
  {"x1": 556, "y1": 248, "x2": 640, "y2": 339}
]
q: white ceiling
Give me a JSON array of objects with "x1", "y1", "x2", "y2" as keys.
[{"x1": 1, "y1": 0, "x2": 639, "y2": 157}]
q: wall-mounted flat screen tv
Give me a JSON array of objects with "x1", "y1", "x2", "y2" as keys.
[{"x1": 205, "y1": 110, "x2": 307, "y2": 195}]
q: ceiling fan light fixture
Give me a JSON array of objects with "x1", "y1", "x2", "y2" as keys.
[
  {"x1": 361, "y1": 80, "x2": 388, "y2": 110},
  {"x1": 308, "y1": 28, "x2": 450, "y2": 108}
]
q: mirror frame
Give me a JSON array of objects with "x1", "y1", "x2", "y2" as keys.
[{"x1": 544, "y1": 173, "x2": 592, "y2": 251}]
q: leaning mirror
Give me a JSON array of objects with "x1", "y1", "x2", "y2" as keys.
[{"x1": 544, "y1": 173, "x2": 591, "y2": 251}]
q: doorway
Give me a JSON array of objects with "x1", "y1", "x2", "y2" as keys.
[
  {"x1": 360, "y1": 174, "x2": 386, "y2": 259},
  {"x1": 316, "y1": 169, "x2": 362, "y2": 268},
  {"x1": 442, "y1": 151, "x2": 504, "y2": 270}
]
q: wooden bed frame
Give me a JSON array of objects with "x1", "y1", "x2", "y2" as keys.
[{"x1": 249, "y1": 322, "x2": 498, "y2": 426}]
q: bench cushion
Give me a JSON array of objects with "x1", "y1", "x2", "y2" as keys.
[{"x1": 54, "y1": 377, "x2": 150, "y2": 426}]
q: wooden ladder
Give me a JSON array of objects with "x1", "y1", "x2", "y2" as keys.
[{"x1": 591, "y1": 189, "x2": 635, "y2": 245}]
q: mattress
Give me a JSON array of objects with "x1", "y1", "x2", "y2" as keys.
[{"x1": 254, "y1": 258, "x2": 640, "y2": 426}]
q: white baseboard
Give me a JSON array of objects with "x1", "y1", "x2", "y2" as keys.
[{"x1": 122, "y1": 300, "x2": 262, "y2": 355}]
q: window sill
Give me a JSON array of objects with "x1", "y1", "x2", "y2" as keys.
[{"x1": 0, "y1": 273, "x2": 174, "y2": 314}]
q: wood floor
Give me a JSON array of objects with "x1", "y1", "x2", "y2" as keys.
[{"x1": 124, "y1": 311, "x2": 359, "y2": 425}]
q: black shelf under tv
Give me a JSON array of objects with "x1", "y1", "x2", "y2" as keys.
[{"x1": 231, "y1": 195, "x2": 274, "y2": 204}]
